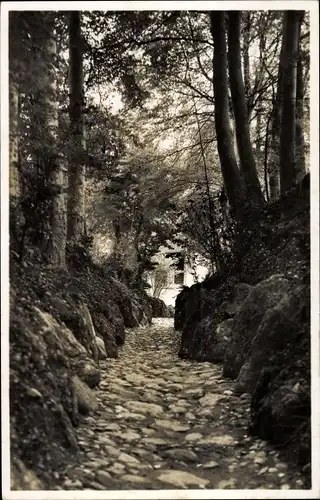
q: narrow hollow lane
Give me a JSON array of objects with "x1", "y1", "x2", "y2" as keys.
[{"x1": 60, "y1": 318, "x2": 305, "y2": 491}]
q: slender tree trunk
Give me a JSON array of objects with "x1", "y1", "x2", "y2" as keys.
[
  {"x1": 9, "y1": 71, "x2": 22, "y2": 250},
  {"x1": 263, "y1": 111, "x2": 273, "y2": 202},
  {"x1": 9, "y1": 78, "x2": 20, "y2": 200},
  {"x1": 279, "y1": 11, "x2": 300, "y2": 194},
  {"x1": 9, "y1": 13, "x2": 21, "y2": 218},
  {"x1": 295, "y1": 12, "x2": 306, "y2": 181},
  {"x1": 209, "y1": 11, "x2": 245, "y2": 221},
  {"x1": 68, "y1": 11, "x2": 85, "y2": 242},
  {"x1": 227, "y1": 11, "x2": 265, "y2": 209},
  {"x1": 295, "y1": 53, "x2": 306, "y2": 180},
  {"x1": 242, "y1": 12, "x2": 251, "y2": 114},
  {"x1": 41, "y1": 13, "x2": 67, "y2": 268},
  {"x1": 255, "y1": 18, "x2": 265, "y2": 175},
  {"x1": 268, "y1": 22, "x2": 287, "y2": 200},
  {"x1": 193, "y1": 96, "x2": 224, "y2": 269},
  {"x1": 255, "y1": 112, "x2": 262, "y2": 156},
  {"x1": 229, "y1": 104, "x2": 240, "y2": 165}
]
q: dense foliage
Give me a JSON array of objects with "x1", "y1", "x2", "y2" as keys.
[{"x1": 9, "y1": 9, "x2": 310, "y2": 282}]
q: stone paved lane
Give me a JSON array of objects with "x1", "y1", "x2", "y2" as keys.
[{"x1": 60, "y1": 318, "x2": 306, "y2": 491}]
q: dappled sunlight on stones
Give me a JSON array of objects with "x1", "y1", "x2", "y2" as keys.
[
  {"x1": 123, "y1": 400, "x2": 164, "y2": 416},
  {"x1": 185, "y1": 432, "x2": 203, "y2": 442},
  {"x1": 157, "y1": 470, "x2": 210, "y2": 488},
  {"x1": 153, "y1": 419, "x2": 190, "y2": 432},
  {"x1": 142, "y1": 437, "x2": 170, "y2": 445},
  {"x1": 199, "y1": 393, "x2": 224, "y2": 406},
  {"x1": 58, "y1": 319, "x2": 307, "y2": 490},
  {"x1": 198, "y1": 435, "x2": 235, "y2": 446}
]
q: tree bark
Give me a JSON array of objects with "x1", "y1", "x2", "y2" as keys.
[
  {"x1": 295, "y1": 12, "x2": 306, "y2": 181},
  {"x1": 68, "y1": 11, "x2": 85, "y2": 242},
  {"x1": 255, "y1": 17, "x2": 266, "y2": 172},
  {"x1": 242, "y1": 12, "x2": 251, "y2": 112},
  {"x1": 8, "y1": 14, "x2": 22, "y2": 209},
  {"x1": 41, "y1": 13, "x2": 67, "y2": 268},
  {"x1": 227, "y1": 11, "x2": 265, "y2": 209},
  {"x1": 9, "y1": 78, "x2": 20, "y2": 200},
  {"x1": 268, "y1": 32, "x2": 286, "y2": 200},
  {"x1": 279, "y1": 11, "x2": 300, "y2": 194},
  {"x1": 209, "y1": 11, "x2": 246, "y2": 221}
]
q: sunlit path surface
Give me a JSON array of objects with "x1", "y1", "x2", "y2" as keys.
[{"x1": 58, "y1": 318, "x2": 305, "y2": 491}]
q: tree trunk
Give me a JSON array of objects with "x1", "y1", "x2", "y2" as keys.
[
  {"x1": 9, "y1": 78, "x2": 20, "y2": 200},
  {"x1": 255, "y1": 112, "x2": 262, "y2": 157},
  {"x1": 227, "y1": 11, "x2": 265, "y2": 209},
  {"x1": 279, "y1": 11, "x2": 300, "y2": 194},
  {"x1": 41, "y1": 13, "x2": 67, "y2": 268},
  {"x1": 68, "y1": 11, "x2": 85, "y2": 242},
  {"x1": 295, "y1": 12, "x2": 306, "y2": 181},
  {"x1": 242, "y1": 12, "x2": 251, "y2": 113},
  {"x1": 255, "y1": 17, "x2": 266, "y2": 175},
  {"x1": 268, "y1": 31, "x2": 286, "y2": 200},
  {"x1": 209, "y1": 11, "x2": 245, "y2": 221},
  {"x1": 9, "y1": 13, "x2": 21, "y2": 221}
]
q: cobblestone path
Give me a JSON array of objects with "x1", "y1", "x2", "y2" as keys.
[{"x1": 60, "y1": 319, "x2": 306, "y2": 491}]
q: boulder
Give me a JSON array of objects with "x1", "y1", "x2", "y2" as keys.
[
  {"x1": 91, "y1": 312, "x2": 119, "y2": 358},
  {"x1": 10, "y1": 303, "x2": 80, "y2": 483},
  {"x1": 174, "y1": 285, "x2": 197, "y2": 331},
  {"x1": 109, "y1": 278, "x2": 142, "y2": 328},
  {"x1": 131, "y1": 292, "x2": 153, "y2": 325},
  {"x1": 249, "y1": 310, "x2": 310, "y2": 467},
  {"x1": 174, "y1": 272, "x2": 234, "y2": 333},
  {"x1": 222, "y1": 283, "x2": 253, "y2": 316},
  {"x1": 76, "y1": 362, "x2": 101, "y2": 389},
  {"x1": 130, "y1": 299, "x2": 145, "y2": 327},
  {"x1": 95, "y1": 336, "x2": 107, "y2": 360},
  {"x1": 214, "y1": 319, "x2": 234, "y2": 360},
  {"x1": 179, "y1": 316, "x2": 234, "y2": 362},
  {"x1": 72, "y1": 375, "x2": 99, "y2": 415},
  {"x1": 33, "y1": 307, "x2": 86, "y2": 360},
  {"x1": 235, "y1": 284, "x2": 307, "y2": 394},
  {"x1": 55, "y1": 401, "x2": 79, "y2": 449},
  {"x1": 33, "y1": 307, "x2": 101, "y2": 389},
  {"x1": 100, "y1": 302, "x2": 125, "y2": 345},
  {"x1": 44, "y1": 294, "x2": 88, "y2": 346},
  {"x1": 46, "y1": 294, "x2": 77, "y2": 323},
  {"x1": 223, "y1": 275, "x2": 292, "y2": 379},
  {"x1": 177, "y1": 278, "x2": 246, "y2": 362},
  {"x1": 148, "y1": 296, "x2": 174, "y2": 318},
  {"x1": 140, "y1": 295, "x2": 153, "y2": 324},
  {"x1": 11, "y1": 457, "x2": 44, "y2": 490}
]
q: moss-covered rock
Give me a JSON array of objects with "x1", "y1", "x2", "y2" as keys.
[{"x1": 223, "y1": 275, "x2": 292, "y2": 380}]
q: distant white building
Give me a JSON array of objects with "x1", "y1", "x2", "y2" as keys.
[{"x1": 146, "y1": 244, "x2": 209, "y2": 307}]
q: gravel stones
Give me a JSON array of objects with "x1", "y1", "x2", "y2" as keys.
[
  {"x1": 153, "y1": 419, "x2": 190, "y2": 432},
  {"x1": 163, "y1": 448, "x2": 198, "y2": 462},
  {"x1": 157, "y1": 470, "x2": 210, "y2": 488},
  {"x1": 123, "y1": 401, "x2": 164, "y2": 416},
  {"x1": 199, "y1": 393, "x2": 224, "y2": 406},
  {"x1": 56, "y1": 319, "x2": 305, "y2": 491}
]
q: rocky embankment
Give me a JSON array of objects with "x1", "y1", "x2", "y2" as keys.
[
  {"x1": 175, "y1": 175, "x2": 311, "y2": 479},
  {"x1": 9, "y1": 255, "x2": 172, "y2": 489}
]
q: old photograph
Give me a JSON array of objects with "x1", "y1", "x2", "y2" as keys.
[{"x1": 1, "y1": 1, "x2": 318, "y2": 498}]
